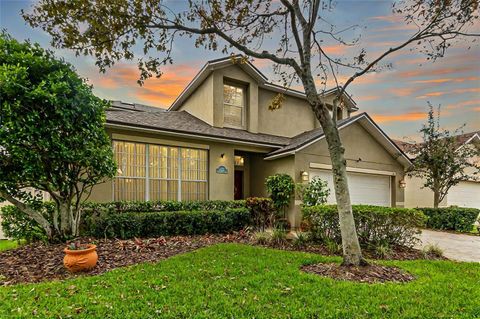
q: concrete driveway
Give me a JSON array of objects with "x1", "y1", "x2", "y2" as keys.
[{"x1": 416, "y1": 229, "x2": 480, "y2": 262}]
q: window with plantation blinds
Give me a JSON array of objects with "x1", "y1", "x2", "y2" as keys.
[{"x1": 113, "y1": 141, "x2": 208, "y2": 201}]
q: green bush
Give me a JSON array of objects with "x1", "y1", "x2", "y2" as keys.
[
  {"x1": 419, "y1": 207, "x2": 480, "y2": 232},
  {"x1": 245, "y1": 197, "x2": 275, "y2": 231},
  {"x1": 1, "y1": 200, "x2": 248, "y2": 241},
  {"x1": 265, "y1": 174, "x2": 294, "y2": 217},
  {"x1": 302, "y1": 205, "x2": 426, "y2": 248},
  {"x1": 0, "y1": 203, "x2": 54, "y2": 242},
  {"x1": 88, "y1": 208, "x2": 251, "y2": 239},
  {"x1": 82, "y1": 200, "x2": 247, "y2": 234},
  {"x1": 296, "y1": 176, "x2": 330, "y2": 206}
]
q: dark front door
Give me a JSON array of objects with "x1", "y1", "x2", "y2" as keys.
[{"x1": 234, "y1": 170, "x2": 244, "y2": 200}]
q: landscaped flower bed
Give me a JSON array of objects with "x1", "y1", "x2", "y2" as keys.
[{"x1": 0, "y1": 231, "x2": 441, "y2": 286}]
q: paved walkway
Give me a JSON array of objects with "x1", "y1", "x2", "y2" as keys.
[{"x1": 416, "y1": 229, "x2": 480, "y2": 262}]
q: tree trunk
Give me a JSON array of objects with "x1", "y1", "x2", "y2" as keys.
[
  {"x1": 317, "y1": 107, "x2": 366, "y2": 266},
  {"x1": 300, "y1": 74, "x2": 365, "y2": 266},
  {"x1": 433, "y1": 189, "x2": 440, "y2": 208},
  {"x1": 58, "y1": 200, "x2": 72, "y2": 238},
  {"x1": 0, "y1": 191, "x2": 53, "y2": 239}
]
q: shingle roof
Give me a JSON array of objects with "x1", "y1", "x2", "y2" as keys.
[
  {"x1": 109, "y1": 101, "x2": 166, "y2": 112},
  {"x1": 265, "y1": 113, "x2": 365, "y2": 157},
  {"x1": 393, "y1": 130, "x2": 480, "y2": 154},
  {"x1": 106, "y1": 110, "x2": 291, "y2": 147}
]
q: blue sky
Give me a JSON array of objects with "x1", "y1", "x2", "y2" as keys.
[{"x1": 1, "y1": 0, "x2": 479, "y2": 140}]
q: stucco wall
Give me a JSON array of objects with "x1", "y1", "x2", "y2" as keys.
[
  {"x1": 404, "y1": 176, "x2": 447, "y2": 208},
  {"x1": 181, "y1": 74, "x2": 215, "y2": 125},
  {"x1": 289, "y1": 122, "x2": 406, "y2": 227},
  {"x1": 89, "y1": 127, "x2": 272, "y2": 202},
  {"x1": 257, "y1": 88, "x2": 318, "y2": 137}
]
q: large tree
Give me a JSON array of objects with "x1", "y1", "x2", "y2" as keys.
[
  {"x1": 24, "y1": 0, "x2": 479, "y2": 264},
  {"x1": 408, "y1": 105, "x2": 479, "y2": 208},
  {"x1": 0, "y1": 33, "x2": 116, "y2": 240}
]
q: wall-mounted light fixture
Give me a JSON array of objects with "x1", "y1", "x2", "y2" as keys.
[
  {"x1": 300, "y1": 171, "x2": 309, "y2": 182},
  {"x1": 220, "y1": 153, "x2": 225, "y2": 159},
  {"x1": 399, "y1": 179, "x2": 406, "y2": 188}
]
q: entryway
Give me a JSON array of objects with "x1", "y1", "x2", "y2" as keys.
[{"x1": 233, "y1": 151, "x2": 250, "y2": 200}]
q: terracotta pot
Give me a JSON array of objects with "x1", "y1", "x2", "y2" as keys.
[{"x1": 63, "y1": 244, "x2": 98, "y2": 273}]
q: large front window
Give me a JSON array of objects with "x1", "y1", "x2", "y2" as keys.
[
  {"x1": 223, "y1": 83, "x2": 245, "y2": 128},
  {"x1": 113, "y1": 141, "x2": 208, "y2": 201}
]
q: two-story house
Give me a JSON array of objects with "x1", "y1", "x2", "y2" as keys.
[{"x1": 89, "y1": 56, "x2": 411, "y2": 228}]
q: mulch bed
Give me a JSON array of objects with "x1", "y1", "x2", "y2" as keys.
[
  {"x1": 259, "y1": 242, "x2": 442, "y2": 261},
  {"x1": 0, "y1": 232, "x2": 439, "y2": 286},
  {"x1": 0, "y1": 233, "x2": 249, "y2": 286},
  {"x1": 301, "y1": 263, "x2": 415, "y2": 283}
]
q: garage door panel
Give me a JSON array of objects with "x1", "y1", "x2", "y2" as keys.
[
  {"x1": 448, "y1": 181, "x2": 480, "y2": 209},
  {"x1": 310, "y1": 170, "x2": 391, "y2": 207}
]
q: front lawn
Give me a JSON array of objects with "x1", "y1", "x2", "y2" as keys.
[
  {"x1": 0, "y1": 244, "x2": 479, "y2": 318},
  {"x1": 0, "y1": 240, "x2": 18, "y2": 251}
]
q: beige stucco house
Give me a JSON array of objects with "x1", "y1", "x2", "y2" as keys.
[
  {"x1": 396, "y1": 132, "x2": 480, "y2": 209},
  {"x1": 86, "y1": 56, "x2": 411, "y2": 228}
]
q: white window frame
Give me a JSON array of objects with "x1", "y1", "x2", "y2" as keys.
[
  {"x1": 113, "y1": 141, "x2": 208, "y2": 201},
  {"x1": 223, "y1": 82, "x2": 246, "y2": 129}
]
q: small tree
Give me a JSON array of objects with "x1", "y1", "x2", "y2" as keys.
[
  {"x1": 0, "y1": 33, "x2": 116, "y2": 241},
  {"x1": 297, "y1": 177, "x2": 331, "y2": 207},
  {"x1": 265, "y1": 174, "x2": 295, "y2": 219},
  {"x1": 408, "y1": 105, "x2": 479, "y2": 208}
]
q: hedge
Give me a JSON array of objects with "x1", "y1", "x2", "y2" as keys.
[
  {"x1": 87, "y1": 208, "x2": 251, "y2": 239},
  {"x1": 418, "y1": 207, "x2": 480, "y2": 232},
  {"x1": 302, "y1": 205, "x2": 427, "y2": 248},
  {"x1": 1, "y1": 200, "x2": 250, "y2": 240}
]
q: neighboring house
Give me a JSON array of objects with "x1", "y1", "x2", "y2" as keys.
[
  {"x1": 86, "y1": 56, "x2": 411, "y2": 228},
  {"x1": 395, "y1": 131, "x2": 480, "y2": 209}
]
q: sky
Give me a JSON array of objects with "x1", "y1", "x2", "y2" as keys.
[{"x1": 1, "y1": 0, "x2": 479, "y2": 141}]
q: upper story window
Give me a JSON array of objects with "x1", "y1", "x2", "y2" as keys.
[{"x1": 223, "y1": 83, "x2": 245, "y2": 129}]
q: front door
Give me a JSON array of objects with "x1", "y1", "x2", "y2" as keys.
[{"x1": 234, "y1": 170, "x2": 244, "y2": 200}]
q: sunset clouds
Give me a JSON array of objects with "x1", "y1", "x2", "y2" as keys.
[{"x1": 1, "y1": 0, "x2": 478, "y2": 138}]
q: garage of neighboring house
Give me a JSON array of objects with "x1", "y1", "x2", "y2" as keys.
[{"x1": 448, "y1": 181, "x2": 480, "y2": 209}]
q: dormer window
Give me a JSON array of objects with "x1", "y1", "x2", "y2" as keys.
[{"x1": 223, "y1": 83, "x2": 246, "y2": 129}]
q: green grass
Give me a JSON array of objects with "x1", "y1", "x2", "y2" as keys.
[
  {"x1": 0, "y1": 240, "x2": 18, "y2": 251},
  {"x1": 0, "y1": 244, "x2": 479, "y2": 318}
]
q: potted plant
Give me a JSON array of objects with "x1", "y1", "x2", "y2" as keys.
[{"x1": 63, "y1": 241, "x2": 98, "y2": 272}]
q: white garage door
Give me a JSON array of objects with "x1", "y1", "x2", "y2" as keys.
[
  {"x1": 448, "y1": 181, "x2": 480, "y2": 209},
  {"x1": 310, "y1": 170, "x2": 391, "y2": 207}
]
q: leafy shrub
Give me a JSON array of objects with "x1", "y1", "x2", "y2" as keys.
[
  {"x1": 245, "y1": 197, "x2": 275, "y2": 231},
  {"x1": 87, "y1": 208, "x2": 251, "y2": 239},
  {"x1": 418, "y1": 207, "x2": 480, "y2": 232},
  {"x1": 302, "y1": 205, "x2": 426, "y2": 248},
  {"x1": 82, "y1": 200, "x2": 246, "y2": 234},
  {"x1": 0, "y1": 203, "x2": 54, "y2": 242},
  {"x1": 265, "y1": 174, "x2": 295, "y2": 217},
  {"x1": 2, "y1": 200, "x2": 248, "y2": 241},
  {"x1": 296, "y1": 177, "x2": 330, "y2": 206}
]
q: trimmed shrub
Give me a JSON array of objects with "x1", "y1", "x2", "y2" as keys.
[
  {"x1": 302, "y1": 205, "x2": 426, "y2": 248},
  {"x1": 265, "y1": 174, "x2": 295, "y2": 217},
  {"x1": 418, "y1": 207, "x2": 480, "y2": 232},
  {"x1": 245, "y1": 197, "x2": 275, "y2": 231},
  {"x1": 2, "y1": 200, "x2": 248, "y2": 241},
  {"x1": 87, "y1": 208, "x2": 251, "y2": 239},
  {"x1": 0, "y1": 203, "x2": 54, "y2": 242}
]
